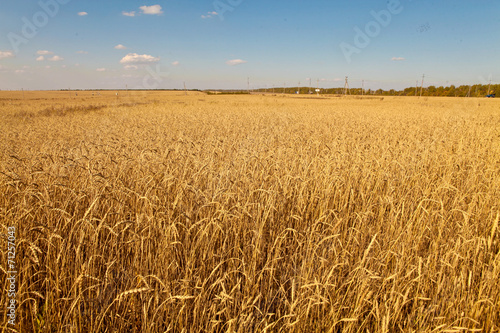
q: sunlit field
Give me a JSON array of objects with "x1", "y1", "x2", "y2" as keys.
[{"x1": 1, "y1": 91, "x2": 499, "y2": 332}]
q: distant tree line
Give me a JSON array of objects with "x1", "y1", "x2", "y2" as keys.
[{"x1": 254, "y1": 84, "x2": 499, "y2": 97}]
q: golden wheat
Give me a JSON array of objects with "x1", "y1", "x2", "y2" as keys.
[{"x1": 1, "y1": 91, "x2": 499, "y2": 332}]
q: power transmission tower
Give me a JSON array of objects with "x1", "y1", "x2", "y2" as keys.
[
  {"x1": 420, "y1": 74, "x2": 425, "y2": 97},
  {"x1": 344, "y1": 76, "x2": 350, "y2": 96}
]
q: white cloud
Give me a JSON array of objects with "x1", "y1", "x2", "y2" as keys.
[
  {"x1": 78, "y1": 12, "x2": 88, "y2": 16},
  {"x1": 76, "y1": 50, "x2": 88, "y2": 54},
  {"x1": 140, "y1": 5, "x2": 163, "y2": 15},
  {"x1": 15, "y1": 69, "x2": 25, "y2": 74},
  {"x1": 120, "y1": 53, "x2": 160, "y2": 64},
  {"x1": 36, "y1": 56, "x2": 45, "y2": 61},
  {"x1": 171, "y1": 61, "x2": 180, "y2": 66},
  {"x1": 202, "y1": 11, "x2": 218, "y2": 19},
  {"x1": 37, "y1": 50, "x2": 53, "y2": 55},
  {"x1": 48, "y1": 55, "x2": 64, "y2": 62},
  {"x1": 226, "y1": 59, "x2": 247, "y2": 66},
  {"x1": 124, "y1": 65, "x2": 139, "y2": 70},
  {"x1": 391, "y1": 57, "x2": 405, "y2": 61},
  {"x1": 96, "y1": 68, "x2": 106, "y2": 72},
  {"x1": 114, "y1": 44, "x2": 127, "y2": 50},
  {"x1": 0, "y1": 50, "x2": 15, "y2": 60},
  {"x1": 122, "y1": 11, "x2": 136, "y2": 17}
]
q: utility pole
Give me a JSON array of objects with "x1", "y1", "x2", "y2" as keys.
[
  {"x1": 183, "y1": 82, "x2": 187, "y2": 95},
  {"x1": 298, "y1": 81, "x2": 300, "y2": 94},
  {"x1": 467, "y1": 85, "x2": 472, "y2": 98},
  {"x1": 247, "y1": 77, "x2": 250, "y2": 93},
  {"x1": 488, "y1": 78, "x2": 492, "y2": 95},
  {"x1": 420, "y1": 74, "x2": 425, "y2": 97},
  {"x1": 283, "y1": 82, "x2": 286, "y2": 94},
  {"x1": 416, "y1": 81, "x2": 418, "y2": 96},
  {"x1": 309, "y1": 78, "x2": 312, "y2": 94},
  {"x1": 362, "y1": 80, "x2": 364, "y2": 96}
]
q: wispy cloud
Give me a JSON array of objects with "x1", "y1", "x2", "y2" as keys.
[
  {"x1": 36, "y1": 56, "x2": 45, "y2": 61},
  {"x1": 391, "y1": 57, "x2": 405, "y2": 61},
  {"x1": 48, "y1": 55, "x2": 64, "y2": 62},
  {"x1": 201, "y1": 11, "x2": 218, "y2": 19},
  {"x1": 171, "y1": 61, "x2": 180, "y2": 66},
  {"x1": 37, "y1": 50, "x2": 53, "y2": 55},
  {"x1": 76, "y1": 50, "x2": 88, "y2": 54},
  {"x1": 78, "y1": 12, "x2": 88, "y2": 16},
  {"x1": 226, "y1": 59, "x2": 247, "y2": 66},
  {"x1": 122, "y1": 11, "x2": 136, "y2": 17},
  {"x1": 124, "y1": 65, "x2": 139, "y2": 70},
  {"x1": 96, "y1": 68, "x2": 106, "y2": 72},
  {"x1": 140, "y1": 5, "x2": 163, "y2": 15},
  {"x1": 0, "y1": 50, "x2": 15, "y2": 60},
  {"x1": 114, "y1": 44, "x2": 127, "y2": 50},
  {"x1": 120, "y1": 53, "x2": 160, "y2": 64}
]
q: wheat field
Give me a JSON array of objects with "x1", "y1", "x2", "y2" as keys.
[{"x1": 1, "y1": 91, "x2": 499, "y2": 332}]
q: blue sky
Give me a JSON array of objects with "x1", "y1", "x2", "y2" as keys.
[{"x1": 0, "y1": 0, "x2": 499, "y2": 90}]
